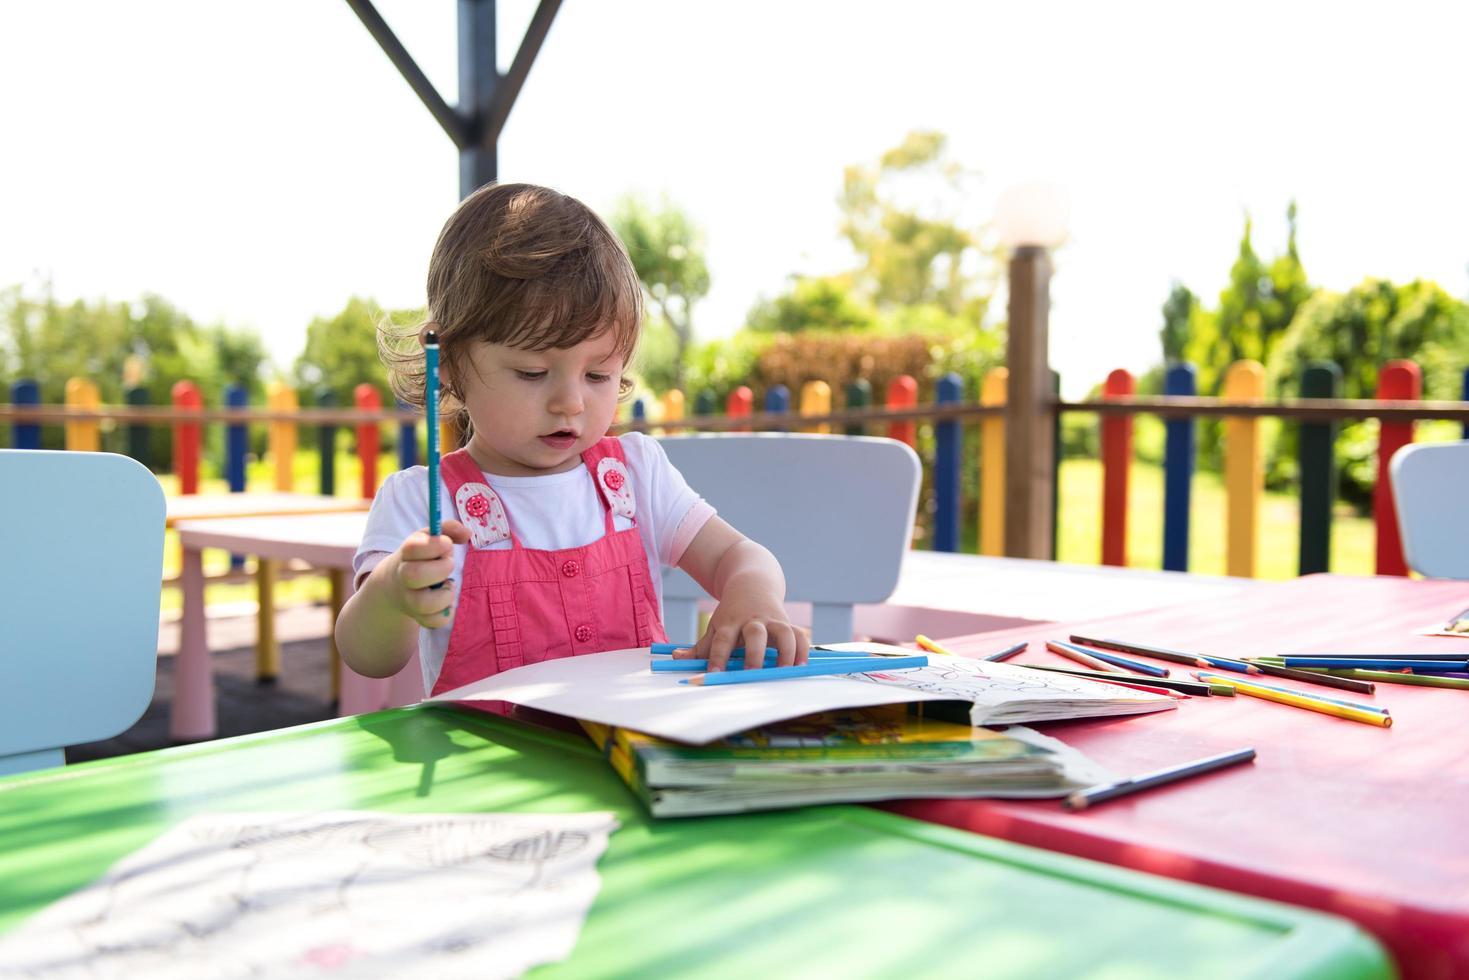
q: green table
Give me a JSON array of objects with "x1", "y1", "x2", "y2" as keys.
[{"x1": 1, "y1": 707, "x2": 1391, "y2": 978}]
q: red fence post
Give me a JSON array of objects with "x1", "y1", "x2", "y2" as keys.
[
  {"x1": 1101, "y1": 368, "x2": 1134, "y2": 566},
  {"x1": 886, "y1": 375, "x2": 918, "y2": 449},
  {"x1": 171, "y1": 380, "x2": 202, "y2": 495},
  {"x1": 355, "y1": 384, "x2": 381, "y2": 500},
  {"x1": 1374, "y1": 360, "x2": 1421, "y2": 576},
  {"x1": 727, "y1": 386, "x2": 753, "y2": 432}
]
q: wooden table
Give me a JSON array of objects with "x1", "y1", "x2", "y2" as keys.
[
  {"x1": 171, "y1": 512, "x2": 418, "y2": 741},
  {"x1": 0, "y1": 707, "x2": 1392, "y2": 978},
  {"x1": 164, "y1": 491, "x2": 369, "y2": 527},
  {"x1": 879, "y1": 574, "x2": 1469, "y2": 979}
]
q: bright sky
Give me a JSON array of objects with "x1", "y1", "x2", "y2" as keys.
[{"x1": 4, "y1": 1, "x2": 1468, "y2": 397}]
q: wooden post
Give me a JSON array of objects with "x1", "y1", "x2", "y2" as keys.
[
  {"x1": 268, "y1": 382, "x2": 298, "y2": 492},
  {"x1": 170, "y1": 380, "x2": 201, "y2": 494},
  {"x1": 886, "y1": 376, "x2": 917, "y2": 449},
  {"x1": 64, "y1": 378, "x2": 101, "y2": 452},
  {"x1": 1100, "y1": 368, "x2": 1134, "y2": 567},
  {"x1": 1222, "y1": 360, "x2": 1265, "y2": 578},
  {"x1": 1003, "y1": 247, "x2": 1055, "y2": 559},
  {"x1": 799, "y1": 380, "x2": 832, "y2": 434},
  {"x1": 1375, "y1": 360, "x2": 1421, "y2": 576},
  {"x1": 979, "y1": 368, "x2": 1007, "y2": 556},
  {"x1": 1298, "y1": 362, "x2": 1341, "y2": 575},
  {"x1": 727, "y1": 386, "x2": 753, "y2": 432}
]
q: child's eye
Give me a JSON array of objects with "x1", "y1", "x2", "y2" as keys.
[
  {"x1": 514, "y1": 370, "x2": 546, "y2": 381},
  {"x1": 586, "y1": 373, "x2": 612, "y2": 383}
]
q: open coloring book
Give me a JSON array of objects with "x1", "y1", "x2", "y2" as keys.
[{"x1": 432, "y1": 645, "x2": 1174, "y2": 745}]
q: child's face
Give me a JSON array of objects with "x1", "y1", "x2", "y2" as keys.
[{"x1": 454, "y1": 330, "x2": 625, "y2": 477}]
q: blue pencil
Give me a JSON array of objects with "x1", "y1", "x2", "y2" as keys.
[
  {"x1": 1053, "y1": 641, "x2": 1170, "y2": 678},
  {"x1": 682, "y1": 655, "x2": 928, "y2": 686},
  {"x1": 1281, "y1": 658, "x2": 1467, "y2": 672},
  {"x1": 1193, "y1": 673, "x2": 1389, "y2": 714},
  {"x1": 650, "y1": 643, "x2": 887, "y2": 659},
  {"x1": 655, "y1": 655, "x2": 884, "y2": 672},
  {"x1": 424, "y1": 329, "x2": 441, "y2": 537}
]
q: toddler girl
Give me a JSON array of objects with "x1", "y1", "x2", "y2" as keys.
[{"x1": 336, "y1": 182, "x2": 808, "y2": 696}]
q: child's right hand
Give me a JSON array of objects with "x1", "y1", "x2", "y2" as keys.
[{"x1": 389, "y1": 520, "x2": 471, "y2": 628}]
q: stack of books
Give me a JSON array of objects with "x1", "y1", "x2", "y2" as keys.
[{"x1": 580, "y1": 705, "x2": 1107, "y2": 818}]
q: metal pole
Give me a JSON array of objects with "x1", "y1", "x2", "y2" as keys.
[{"x1": 458, "y1": 0, "x2": 498, "y2": 196}]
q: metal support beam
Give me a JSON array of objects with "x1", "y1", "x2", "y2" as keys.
[{"x1": 346, "y1": 0, "x2": 562, "y2": 200}]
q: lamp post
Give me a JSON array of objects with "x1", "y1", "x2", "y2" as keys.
[{"x1": 994, "y1": 182, "x2": 1069, "y2": 560}]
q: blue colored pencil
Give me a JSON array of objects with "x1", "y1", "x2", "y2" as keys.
[
  {"x1": 1193, "y1": 673, "x2": 1388, "y2": 714},
  {"x1": 654, "y1": 655, "x2": 881, "y2": 672},
  {"x1": 1053, "y1": 641, "x2": 1170, "y2": 678},
  {"x1": 1281, "y1": 658, "x2": 1467, "y2": 672},
  {"x1": 985, "y1": 641, "x2": 1029, "y2": 662},
  {"x1": 424, "y1": 329, "x2": 441, "y2": 537},
  {"x1": 682, "y1": 655, "x2": 928, "y2": 686},
  {"x1": 650, "y1": 643, "x2": 888, "y2": 659}
]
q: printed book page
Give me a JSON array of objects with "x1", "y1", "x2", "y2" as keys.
[{"x1": 0, "y1": 811, "x2": 616, "y2": 980}]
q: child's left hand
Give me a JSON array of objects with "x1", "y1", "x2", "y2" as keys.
[{"x1": 688, "y1": 578, "x2": 810, "y2": 672}]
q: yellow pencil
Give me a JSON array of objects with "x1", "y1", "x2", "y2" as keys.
[
  {"x1": 915, "y1": 634, "x2": 957, "y2": 657},
  {"x1": 1195, "y1": 673, "x2": 1392, "y2": 728}
]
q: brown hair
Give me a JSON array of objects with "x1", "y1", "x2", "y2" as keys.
[{"x1": 382, "y1": 183, "x2": 644, "y2": 427}]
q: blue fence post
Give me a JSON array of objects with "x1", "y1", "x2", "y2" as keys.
[
  {"x1": 933, "y1": 373, "x2": 963, "y2": 552},
  {"x1": 396, "y1": 400, "x2": 417, "y2": 470},
  {"x1": 11, "y1": 379, "x2": 40, "y2": 449},
  {"x1": 631, "y1": 397, "x2": 647, "y2": 427},
  {"x1": 764, "y1": 384, "x2": 790, "y2": 432},
  {"x1": 225, "y1": 385, "x2": 248, "y2": 493},
  {"x1": 1162, "y1": 362, "x2": 1197, "y2": 572},
  {"x1": 125, "y1": 385, "x2": 151, "y2": 468}
]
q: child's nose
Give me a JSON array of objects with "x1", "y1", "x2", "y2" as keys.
[{"x1": 547, "y1": 380, "x2": 584, "y2": 416}]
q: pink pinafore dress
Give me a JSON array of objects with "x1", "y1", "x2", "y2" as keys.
[{"x1": 429, "y1": 437, "x2": 668, "y2": 698}]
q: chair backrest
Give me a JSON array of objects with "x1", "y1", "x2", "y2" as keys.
[
  {"x1": 657, "y1": 433, "x2": 921, "y2": 644},
  {"x1": 1390, "y1": 440, "x2": 1469, "y2": 579},
  {"x1": 0, "y1": 450, "x2": 165, "y2": 774}
]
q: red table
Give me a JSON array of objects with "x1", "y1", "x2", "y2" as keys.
[{"x1": 883, "y1": 574, "x2": 1469, "y2": 980}]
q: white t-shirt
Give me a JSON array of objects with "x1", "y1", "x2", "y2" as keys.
[{"x1": 353, "y1": 432, "x2": 715, "y2": 693}]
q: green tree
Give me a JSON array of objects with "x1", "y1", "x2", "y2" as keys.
[
  {"x1": 0, "y1": 284, "x2": 268, "y2": 465},
  {"x1": 1159, "y1": 282, "x2": 1197, "y2": 361},
  {"x1": 609, "y1": 196, "x2": 710, "y2": 392},
  {"x1": 1268, "y1": 277, "x2": 1469, "y2": 502},
  {"x1": 294, "y1": 296, "x2": 406, "y2": 407},
  {"x1": 745, "y1": 275, "x2": 877, "y2": 334},
  {"x1": 838, "y1": 129, "x2": 993, "y2": 325}
]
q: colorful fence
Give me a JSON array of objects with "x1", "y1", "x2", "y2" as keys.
[{"x1": 6, "y1": 359, "x2": 1469, "y2": 579}]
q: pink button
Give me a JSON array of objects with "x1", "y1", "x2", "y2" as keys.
[
  {"x1": 574, "y1": 625, "x2": 594, "y2": 643},
  {"x1": 561, "y1": 559, "x2": 581, "y2": 578}
]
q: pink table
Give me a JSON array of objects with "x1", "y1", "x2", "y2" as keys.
[
  {"x1": 171, "y1": 512, "x2": 419, "y2": 741},
  {"x1": 880, "y1": 574, "x2": 1469, "y2": 979}
]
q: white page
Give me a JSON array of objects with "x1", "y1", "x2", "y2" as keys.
[
  {"x1": 430, "y1": 648, "x2": 1170, "y2": 744},
  {"x1": 0, "y1": 811, "x2": 616, "y2": 980}
]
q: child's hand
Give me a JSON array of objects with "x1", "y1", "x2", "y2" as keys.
[
  {"x1": 690, "y1": 580, "x2": 810, "y2": 672},
  {"x1": 389, "y1": 520, "x2": 471, "y2": 628}
]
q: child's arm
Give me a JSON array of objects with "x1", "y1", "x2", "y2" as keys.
[
  {"x1": 335, "y1": 520, "x2": 471, "y2": 678},
  {"x1": 675, "y1": 516, "x2": 810, "y2": 672}
]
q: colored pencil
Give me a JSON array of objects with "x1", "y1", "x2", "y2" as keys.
[
  {"x1": 1044, "y1": 641, "x2": 1121, "y2": 673},
  {"x1": 1049, "y1": 641, "x2": 1168, "y2": 677},
  {"x1": 1049, "y1": 673, "x2": 1189, "y2": 700},
  {"x1": 1280, "y1": 658, "x2": 1467, "y2": 672},
  {"x1": 1290, "y1": 668, "x2": 1469, "y2": 691},
  {"x1": 1195, "y1": 673, "x2": 1387, "y2": 714},
  {"x1": 650, "y1": 644, "x2": 885, "y2": 659},
  {"x1": 1023, "y1": 663, "x2": 1223, "y2": 696},
  {"x1": 1194, "y1": 673, "x2": 1392, "y2": 728},
  {"x1": 1063, "y1": 748, "x2": 1256, "y2": 812},
  {"x1": 984, "y1": 641, "x2": 1029, "y2": 662},
  {"x1": 1068, "y1": 635, "x2": 1259, "y2": 675},
  {"x1": 683, "y1": 656, "x2": 928, "y2": 686},
  {"x1": 652, "y1": 654, "x2": 881, "y2": 672},
  {"x1": 1259, "y1": 652, "x2": 1469, "y2": 661},
  {"x1": 1240, "y1": 659, "x2": 1376, "y2": 695},
  {"x1": 915, "y1": 634, "x2": 956, "y2": 656},
  {"x1": 424, "y1": 329, "x2": 441, "y2": 537}
]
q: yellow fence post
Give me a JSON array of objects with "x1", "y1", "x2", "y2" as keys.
[
  {"x1": 799, "y1": 380, "x2": 832, "y2": 434},
  {"x1": 1222, "y1": 360, "x2": 1265, "y2": 578},
  {"x1": 64, "y1": 377, "x2": 101, "y2": 451},
  {"x1": 979, "y1": 368, "x2": 1008, "y2": 556},
  {"x1": 267, "y1": 382, "x2": 298, "y2": 492},
  {"x1": 660, "y1": 390, "x2": 685, "y2": 434}
]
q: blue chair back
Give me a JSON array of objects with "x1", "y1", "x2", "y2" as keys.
[
  {"x1": 0, "y1": 450, "x2": 165, "y2": 774},
  {"x1": 1390, "y1": 440, "x2": 1469, "y2": 580},
  {"x1": 657, "y1": 433, "x2": 921, "y2": 645}
]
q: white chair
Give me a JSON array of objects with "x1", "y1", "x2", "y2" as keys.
[
  {"x1": 657, "y1": 433, "x2": 921, "y2": 645},
  {"x1": 1390, "y1": 440, "x2": 1469, "y2": 579},
  {"x1": 0, "y1": 449, "x2": 165, "y2": 774}
]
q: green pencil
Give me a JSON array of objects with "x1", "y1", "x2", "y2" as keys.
[{"x1": 1294, "y1": 668, "x2": 1469, "y2": 690}]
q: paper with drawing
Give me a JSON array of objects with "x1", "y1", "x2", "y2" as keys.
[
  {"x1": 0, "y1": 811, "x2": 616, "y2": 980},
  {"x1": 432, "y1": 647, "x2": 1173, "y2": 744}
]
